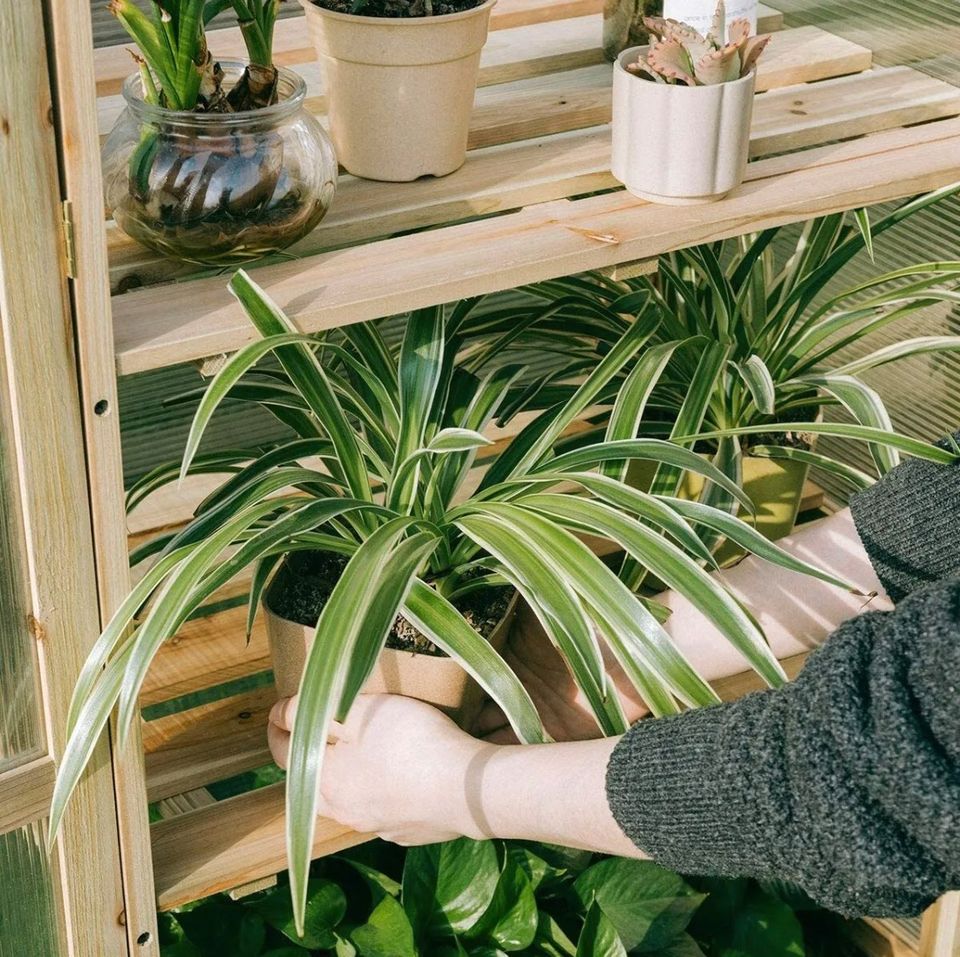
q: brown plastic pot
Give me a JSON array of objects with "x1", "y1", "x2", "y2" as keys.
[
  {"x1": 300, "y1": 0, "x2": 496, "y2": 181},
  {"x1": 265, "y1": 590, "x2": 518, "y2": 730}
]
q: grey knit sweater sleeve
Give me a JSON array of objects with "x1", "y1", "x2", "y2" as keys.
[{"x1": 606, "y1": 443, "x2": 960, "y2": 918}]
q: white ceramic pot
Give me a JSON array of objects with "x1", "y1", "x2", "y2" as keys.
[
  {"x1": 300, "y1": 0, "x2": 496, "y2": 182},
  {"x1": 611, "y1": 45, "x2": 756, "y2": 205}
]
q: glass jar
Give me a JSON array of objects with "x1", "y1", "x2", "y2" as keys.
[
  {"x1": 102, "y1": 64, "x2": 338, "y2": 266},
  {"x1": 603, "y1": 0, "x2": 663, "y2": 61}
]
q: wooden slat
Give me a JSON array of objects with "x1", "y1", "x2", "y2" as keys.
[
  {"x1": 0, "y1": 757, "x2": 56, "y2": 837},
  {"x1": 144, "y1": 687, "x2": 275, "y2": 802},
  {"x1": 112, "y1": 116, "x2": 960, "y2": 375},
  {"x1": 46, "y1": 0, "x2": 161, "y2": 948},
  {"x1": 919, "y1": 894, "x2": 960, "y2": 957},
  {"x1": 152, "y1": 782, "x2": 369, "y2": 910},
  {"x1": 106, "y1": 62, "x2": 960, "y2": 297},
  {"x1": 150, "y1": 640, "x2": 809, "y2": 910}
]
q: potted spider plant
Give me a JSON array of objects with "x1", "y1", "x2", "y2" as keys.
[
  {"x1": 300, "y1": 0, "x2": 495, "y2": 181},
  {"x1": 611, "y1": 2, "x2": 771, "y2": 205},
  {"x1": 48, "y1": 270, "x2": 931, "y2": 933},
  {"x1": 463, "y1": 186, "x2": 960, "y2": 564},
  {"x1": 103, "y1": 0, "x2": 338, "y2": 265}
]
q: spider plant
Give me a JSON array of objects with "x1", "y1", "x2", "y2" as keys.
[
  {"x1": 48, "y1": 272, "x2": 955, "y2": 933},
  {"x1": 110, "y1": 0, "x2": 216, "y2": 111},
  {"x1": 204, "y1": 0, "x2": 286, "y2": 109},
  {"x1": 463, "y1": 185, "x2": 960, "y2": 501}
]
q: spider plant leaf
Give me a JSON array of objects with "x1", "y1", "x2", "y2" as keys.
[
  {"x1": 523, "y1": 494, "x2": 787, "y2": 689},
  {"x1": 454, "y1": 513, "x2": 623, "y2": 735},
  {"x1": 126, "y1": 450, "x2": 252, "y2": 514},
  {"x1": 659, "y1": 496, "x2": 863, "y2": 592},
  {"x1": 50, "y1": 634, "x2": 137, "y2": 847},
  {"x1": 484, "y1": 311, "x2": 660, "y2": 484},
  {"x1": 403, "y1": 580, "x2": 548, "y2": 744},
  {"x1": 602, "y1": 341, "x2": 685, "y2": 482},
  {"x1": 428, "y1": 428, "x2": 493, "y2": 453},
  {"x1": 853, "y1": 208, "x2": 874, "y2": 263},
  {"x1": 534, "y1": 439, "x2": 753, "y2": 514},
  {"x1": 247, "y1": 553, "x2": 284, "y2": 642},
  {"x1": 229, "y1": 271, "x2": 371, "y2": 502},
  {"x1": 676, "y1": 422, "x2": 959, "y2": 464},
  {"x1": 747, "y1": 444, "x2": 875, "y2": 491},
  {"x1": 530, "y1": 471, "x2": 716, "y2": 568},
  {"x1": 114, "y1": 497, "x2": 307, "y2": 747},
  {"x1": 826, "y1": 336, "x2": 960, "y2": 378},
  {"x1": 733, "y1": 355, "x2": 776, "y2": 416},
  {"x1": 792, "y1": 374, "x2": 899, "y2": 473},
  {"x1": 649, "y1": 342, "x2": 731, "y2": 499},
  {"x1": 460, "y1": 503, "x2": 717, "y2": 713},
  {"x1": 66, "y1": 544, "x2": 195, "y2": 735},
  {"x1": 285, "y1": 521, "x2": 438, "y2": 935},
  {"x1": 195, "y1": 438, "x2": 338, "y2": 514}
]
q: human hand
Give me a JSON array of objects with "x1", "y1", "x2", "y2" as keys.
[
  {"x1": 476, "y1": 602, "x2": 650, "y2": 744},
  {"x1": 267, "y1": 693, "x2": 486, "y2": 845}
]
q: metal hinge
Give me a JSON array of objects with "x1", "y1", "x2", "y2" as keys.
[{"x1": 61, "y1": 199, "x2": 77, "y2": 279}]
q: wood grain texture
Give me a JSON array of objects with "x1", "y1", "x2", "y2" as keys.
[
  {"x1": 0, "y1": 757, "x2": 56, "y2": 837},
  {"x1": 112, "y1": 116, "x2": 960, "y2": 374},
  {"x1": 920, "y1": 894, "x2": 960, "y2": 957},
  {"x1": 45, "y1": 0, "x2": 160, "y2": 949},
  {"x1": 0, "y1": 1, "x2": 128, "y2": 950},
  {"x1": 152, "y1": 782, "x2": 369, "y2": 910},
  {"x1": 105, "y1": 61, "x2": 960, "y2": 297}
]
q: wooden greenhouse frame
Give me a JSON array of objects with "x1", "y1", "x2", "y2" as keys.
[{"x1": 1, "y1": 0, "x2": 958, "y2": 952}]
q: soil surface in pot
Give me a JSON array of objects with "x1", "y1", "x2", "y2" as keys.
[
  {"x1": 266, "y1": 551, "x2": 512, "y2": 655},
  {"x1": 311, "y1": 0, "x2": 484, "y2": 16}
]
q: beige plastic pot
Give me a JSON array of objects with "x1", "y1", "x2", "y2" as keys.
[
  {"x1": 300, "y1": 0, "x2": 496, "y2": 181},
  {"x1": 266, "y1": 591, "x2": 518, "y2": 730},
  {"x1": 611, "y1": 45, "x2": 756, "y2": 205}
]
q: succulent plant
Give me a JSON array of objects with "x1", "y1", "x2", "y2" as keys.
[{"x1": 625, "y1": 0, "x2": 771, "y2": 86}]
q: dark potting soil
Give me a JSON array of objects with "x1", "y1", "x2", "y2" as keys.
[
  {"x1": 266, "y1": 551, "x2": 512, "y2": 656},
  {"x1": 312, "y1": 0, "x2": 484, "y2": 17}
]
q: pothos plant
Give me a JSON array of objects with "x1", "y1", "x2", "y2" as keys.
[
  {"x1": 462, "y1": 185, "x2": 960, "y2": 503},
  {"x1": 49, "y1": 272, "x2": 952, "y2": 933}
]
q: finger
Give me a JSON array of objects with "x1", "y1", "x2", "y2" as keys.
[
  {"x1": 269, "y1": 695, "x2": 297, "y2": 731},
  {"x1": 267, "y1": 721, "x2": 290, "y2": 770},
  {"x1": 475, "y1": 700, "x2": 508, "y2": 735},
  {"x1": 482, "y1": 725, "x2": 520, "y2": 745}
]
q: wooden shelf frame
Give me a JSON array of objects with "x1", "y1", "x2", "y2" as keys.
[{"x1": 46, "y1": 0, "x2": 960, "y2": 950}]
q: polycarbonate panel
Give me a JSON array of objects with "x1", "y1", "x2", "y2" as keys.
[
  {"x1": 0, "y1": 822, "x2": 63, "y2": 957},
  {"x1": 0, "y1": 385, "x2": 43, "y2": 771}
]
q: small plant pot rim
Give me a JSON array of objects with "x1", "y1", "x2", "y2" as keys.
[
  {"x1": 120, "y1": 61, "x2": 308, "y2": 125},
  {"x1": 265, "y1": 589, "x2": 518, "y2": 730},
  {"x1": 611, "y1": 45, "x2": 757, "y2": 205},
  {"x1": 302, "y1": 0, "x2": 496, "y2": 30}
]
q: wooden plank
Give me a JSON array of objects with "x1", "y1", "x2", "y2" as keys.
[
  {"x1": 93, "y1": 0, "x2": 605, "y2": 97},
  {"x1": 112, "y1": 116, "x2": 960, "y2": 375},
  {"x1": 0, "y1": 757, "x2": 56, "y2": 837},
  {"x1": 0, "y1": 1, "x2": 136, "y2": 950},
  {"x1": 144, "y1": 687, "x2": 276, "y2": 802},
  {"x1": 105, "y1": 63, "x2": 960, "y2": 297},
  {"x1": 46, "y1": 0, "x2": 161, "y2": 949},
  {"x1": 152, "y1": 782, "x2": 369, "y2": 910},
  {"x1": 920, "y1": 894, "x2": 960, "y2": 957}
]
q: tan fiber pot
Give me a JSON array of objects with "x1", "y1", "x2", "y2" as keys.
[
  {"x1": 300, "y1": 0, "x2": 496, "y2": 181},
  {"x1": 266, "y1": 591, "x2": 518, "y2": 730}
]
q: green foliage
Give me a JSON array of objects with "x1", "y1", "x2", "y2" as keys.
[
  {"x1": 52, "y1": 265, "x2": 956, "y2": 932},
  {"x1": 158, "y1": 842, "x2": 840, "y2": 956},
  {"x1": 467, "y1": 186, "x2": 960, "y2": 498}
]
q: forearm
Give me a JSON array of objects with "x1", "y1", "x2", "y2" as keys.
[
  {"x1": 659, "y1": 508, "x2": 892, "y2": 684},
  {"x1": 456, "y1": 737, "x2": 643, "y2": 859}
]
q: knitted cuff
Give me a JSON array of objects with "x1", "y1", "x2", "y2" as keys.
[{"x1": 850, "y1": 432, "x2": 960, "y2": 602}]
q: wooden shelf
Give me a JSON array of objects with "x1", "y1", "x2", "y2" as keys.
[{"x1": 97, "y1": 3, "x2": 960, "y2": 375}]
